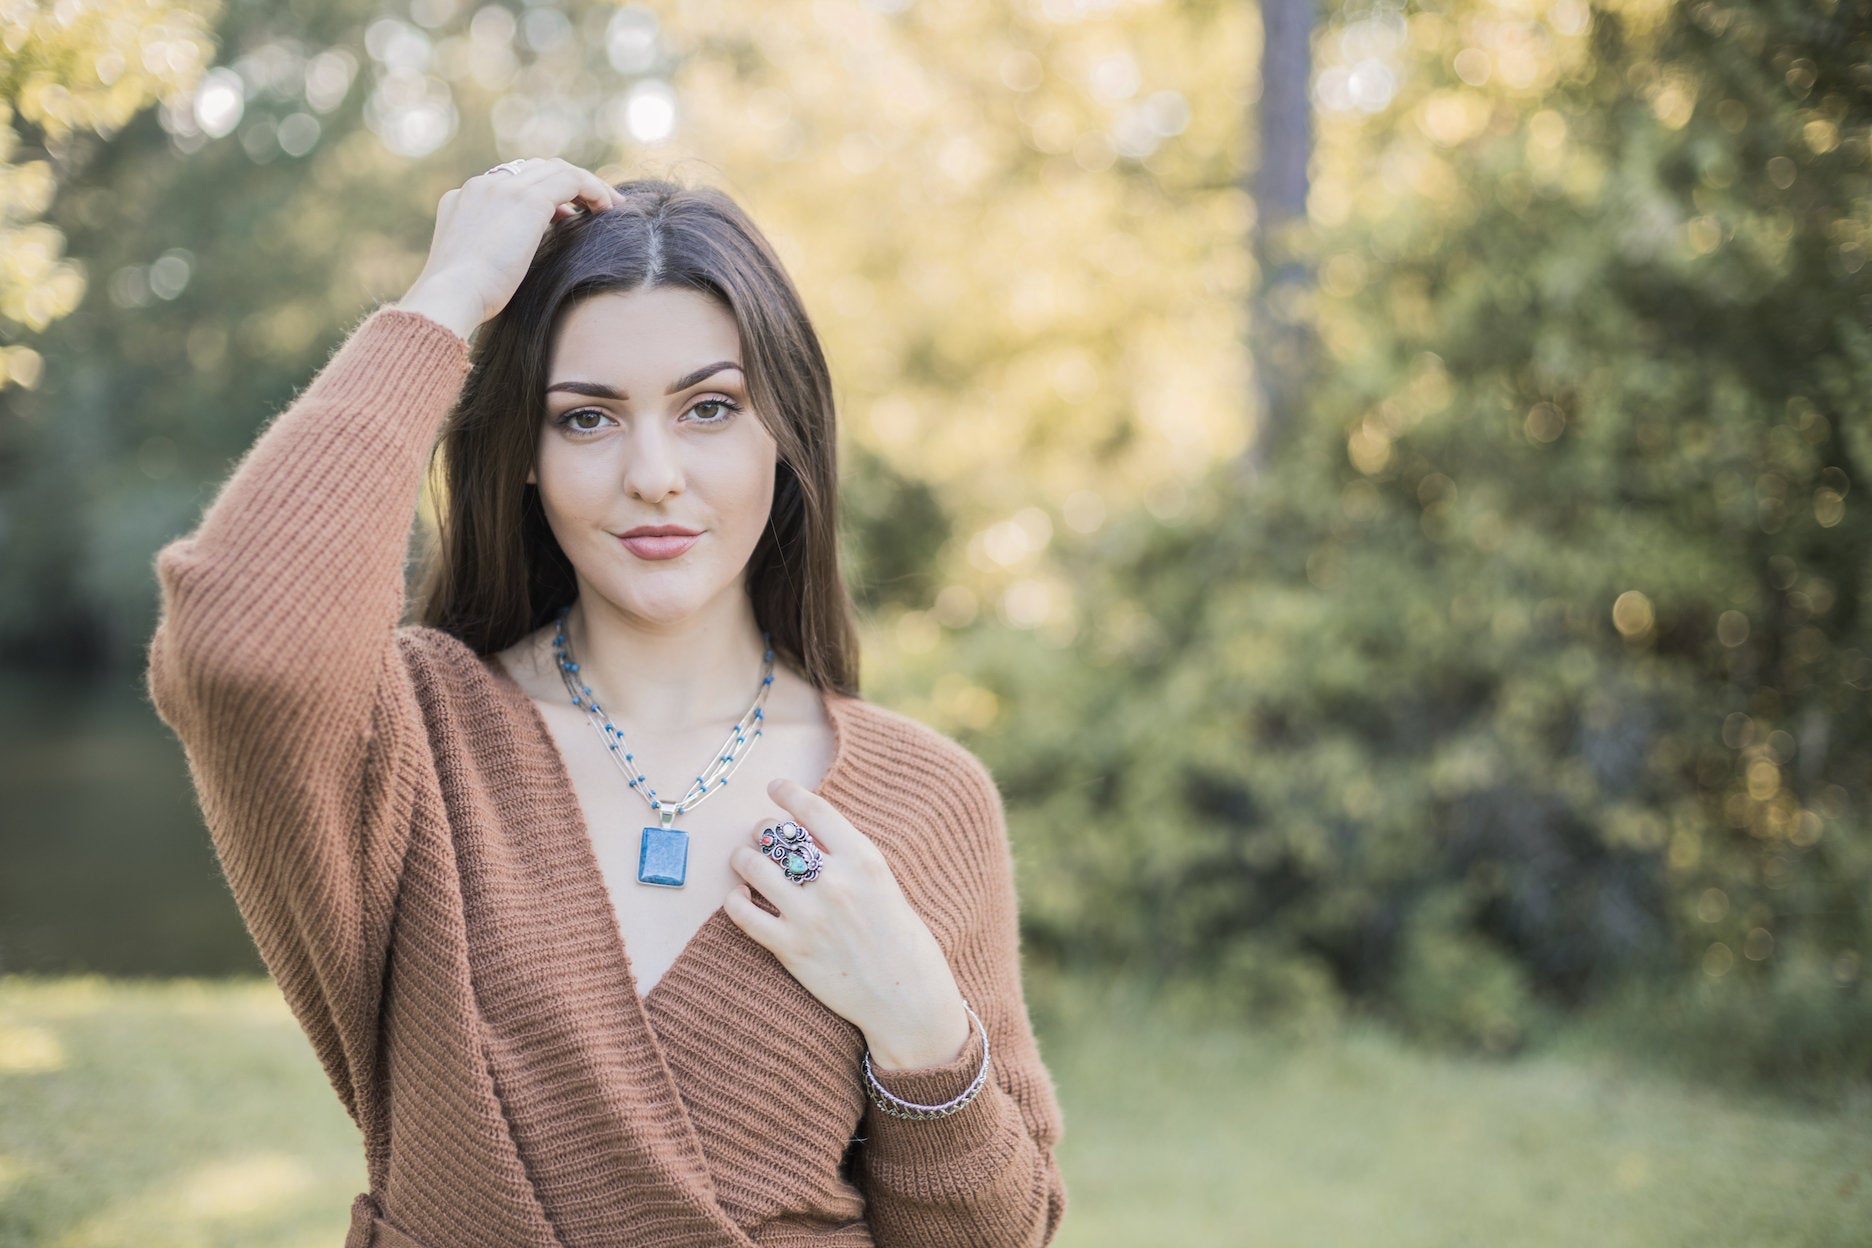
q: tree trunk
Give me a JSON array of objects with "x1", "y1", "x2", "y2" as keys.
[{"x1": 1239, "y1": 0, "x2": 1315, "y2": 481}]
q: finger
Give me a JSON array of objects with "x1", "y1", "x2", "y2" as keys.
[
  {"x1": 730, "y1": 844, "x2": 798, "y2": 913},
  {"x1": 751, "y1": 819, "x2": 834, "y2": 887},
  {"x1": 569, "y1": 174, "x2": 617, "y2": 215},
  {"x1": 522, "y1": 158, "x2": 616, "y2": 214},
  {"x1": 723, "y1": 883, "x2": 787, "y2": 946},
  {"x1": 470, "y1": 157, "x2": 544, "y2": 186},
  {"x1": 482, "y1": 159, "x2": 615, "y2": 215},
  {"x1": 765, "y1": 778, "x2": 863, "y2": 854}
]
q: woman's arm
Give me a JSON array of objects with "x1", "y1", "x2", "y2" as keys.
[
  {"x1": 144, "y1": 162, "x2": 615, "y2": 1128},
  {"x1": 143, "y1": 304, "x2": 473, "y2": 1123},
  {"x1": 855, "y1": 755, "x2": 1069, "y2": 1248}
]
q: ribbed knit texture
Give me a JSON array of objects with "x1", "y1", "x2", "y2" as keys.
[{"x1": 143, "y1": 305, "x2": 1068, "y2": 1248}]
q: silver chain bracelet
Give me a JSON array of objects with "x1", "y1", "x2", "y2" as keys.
[{"x1": 862, "y1": 999, "x2": 992, "y2": 1120}]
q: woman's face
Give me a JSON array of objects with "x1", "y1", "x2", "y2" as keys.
[{"x1": 530, "y1": 285, "x2": 779, "y2": 629}]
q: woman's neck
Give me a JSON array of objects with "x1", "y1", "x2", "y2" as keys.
[{"x1": 559, "y1": 590, "x2": 774, "y2": 736}]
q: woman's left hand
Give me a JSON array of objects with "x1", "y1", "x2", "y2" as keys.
[{"x1": 723, "y1": 778, "x2": 973, "y2": 1070}]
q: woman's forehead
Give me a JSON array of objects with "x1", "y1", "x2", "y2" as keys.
[{"x1": 548, "y1": 287, "x2": 742, "y2": 389}]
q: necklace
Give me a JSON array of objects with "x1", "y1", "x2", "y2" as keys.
[{"x1": 551, "y1": 604, "x2": 775, "y2": 889}]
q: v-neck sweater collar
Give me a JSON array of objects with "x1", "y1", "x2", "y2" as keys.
[
  {"x1": 143, "y1": 304, "x2": 1067, "y2": 1248},
  {"x1": 483, "y1": 644, "x2": 860, "y2": 1013}
]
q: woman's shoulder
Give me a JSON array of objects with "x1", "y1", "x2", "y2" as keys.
[
  {"x1": 830, "y1": 695, "x2": 1015, "y2": 934},
  {"x1": 829, "y1": 691, "x2": 1004, "y2": 814},
  {"x1": 388, "y1": 624, "x2": 527, "y2": 707},
  {"x1": 392, "y1": 622, "x2": 483, "y2": 667}
]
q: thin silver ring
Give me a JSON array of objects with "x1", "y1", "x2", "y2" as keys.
[{"x1": 483, "y1": 158, "x2": 530, "y2": 177}]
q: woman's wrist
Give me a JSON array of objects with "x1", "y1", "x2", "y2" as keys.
[
  {"x1": 864, "y1": 999, "x2": 992, "y2": 1120},
  {"x1": 395, "y1": 280, "x2": 482, "y2": 342},
  {"x1": 864, "y1": 993, "x2": 974, "y2": 1071}
]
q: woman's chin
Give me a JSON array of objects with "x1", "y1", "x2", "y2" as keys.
[{"x1": 587, "y1": 581, "x2": 722, "y2": 628}]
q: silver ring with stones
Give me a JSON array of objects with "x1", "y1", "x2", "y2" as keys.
[
  {"x1": 483, "y1": 158, "x2": 529, "y2": 177},
  {"x1": 760, "y1": 820, "x2": 823, "y2": 885}
]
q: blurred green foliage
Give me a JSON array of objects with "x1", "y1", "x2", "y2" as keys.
[
  {"x1": 0, "y1": 0, "x2": 220, "y2": 383},
  {"x1": 888, "y1": 0, "x2": 1872, "y2": 1079},
  {"x1": 2, "y1": 0, "x2": 1866, "y2": 1087}
]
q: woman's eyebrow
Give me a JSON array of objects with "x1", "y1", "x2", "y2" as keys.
[{"x1": 544, "y1": 362, "x2": 743, "y2": 400}]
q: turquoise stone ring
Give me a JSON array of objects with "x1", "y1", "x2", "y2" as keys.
[{"x1": 759, "y1": 819, "x2": 824, "y2": 885}]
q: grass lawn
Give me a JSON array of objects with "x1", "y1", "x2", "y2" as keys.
[{"x1": 1, "y1": 970, "x2": 1867, "y2": 1247}]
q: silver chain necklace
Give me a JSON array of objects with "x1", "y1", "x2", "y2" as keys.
[{"x1": 551, "y1": 604, "x2": 775, "y2": 889}]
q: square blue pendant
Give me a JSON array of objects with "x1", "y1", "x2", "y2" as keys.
[{"x1": 638, "y1": 825, "x2": 689, "y2": 888}]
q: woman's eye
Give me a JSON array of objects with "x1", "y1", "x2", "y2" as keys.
[
  {"x1": 555, "y1": 398, "x2": 740, "y2": 436},
  {"x1": 691, "y1": 397, "x2": 741, "y2": 423},
  {"x1": 563, "y1": 409, "x2": 608, "y2": 433}
]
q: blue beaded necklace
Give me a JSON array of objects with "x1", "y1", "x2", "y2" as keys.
[{"x1": 551, "y1": 604, "x2": 775, "y2": 888}]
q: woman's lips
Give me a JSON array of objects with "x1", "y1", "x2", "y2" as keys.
[{"x1": 618, "y1": 532, "x2": 700, "y2": 560}]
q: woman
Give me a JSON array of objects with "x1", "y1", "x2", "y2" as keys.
[{"x1": 144, "y1": 158, "x2": 1067, "y2": 1247}]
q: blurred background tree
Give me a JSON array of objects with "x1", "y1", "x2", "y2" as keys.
[
  {"x1": 0, "y1": 0, "x2": 219, "y2": 389},
  {"x1": 949, "y1": 0, "x2": 1872, "y2": 1087},
  {"x1": 1, "y1": 0, "x2": 1866, "y2": 1095}
]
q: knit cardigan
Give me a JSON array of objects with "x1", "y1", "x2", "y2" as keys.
[{"x1": 142, "y1": 305, "x2": 1068, "y2": 1248}]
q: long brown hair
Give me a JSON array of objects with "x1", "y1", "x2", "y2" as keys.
[{"x1": 412, "y1": 177, "x2": 861, "y2": 695}]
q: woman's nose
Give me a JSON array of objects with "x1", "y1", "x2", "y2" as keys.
[{"x1": 621, "y1": 422, "x2": 684, "y2": 502}]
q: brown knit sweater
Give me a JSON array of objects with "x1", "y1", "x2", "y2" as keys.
[{"x1": 143, "y1": 305, "x2": 1067, "y2": 1248}]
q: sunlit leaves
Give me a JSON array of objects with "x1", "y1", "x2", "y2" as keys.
[
  {"x1": 0, "y1": 0, "x2": 219, "y2": 377},
  {"x1": 937, "y1": 0, "x2": 1872, "y2": 1056}
]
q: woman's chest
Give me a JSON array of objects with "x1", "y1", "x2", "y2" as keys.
[{"x1": 542, "y1": 704, "x2": 839, "y2": 999}]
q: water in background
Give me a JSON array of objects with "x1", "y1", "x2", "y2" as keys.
[{"x1": 0, "y1": 668, "x2": 263, "y2": 976}]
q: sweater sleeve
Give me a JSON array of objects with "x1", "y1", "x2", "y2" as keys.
[
  {"x1": 856, "y1": 752, "x2": 1069, "y2": 1248},
  {"x1": 141, "y1": 305, "x2": 474, "y2": 1128}
]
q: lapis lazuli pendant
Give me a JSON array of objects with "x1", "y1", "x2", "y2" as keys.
[{"x1": 638, "y1": 816, "x2": 688, "y2": 888}]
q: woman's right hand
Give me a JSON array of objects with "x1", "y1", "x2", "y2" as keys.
[{"x1": 397, "y1": 157, "x2": 619, "y2": 340}]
